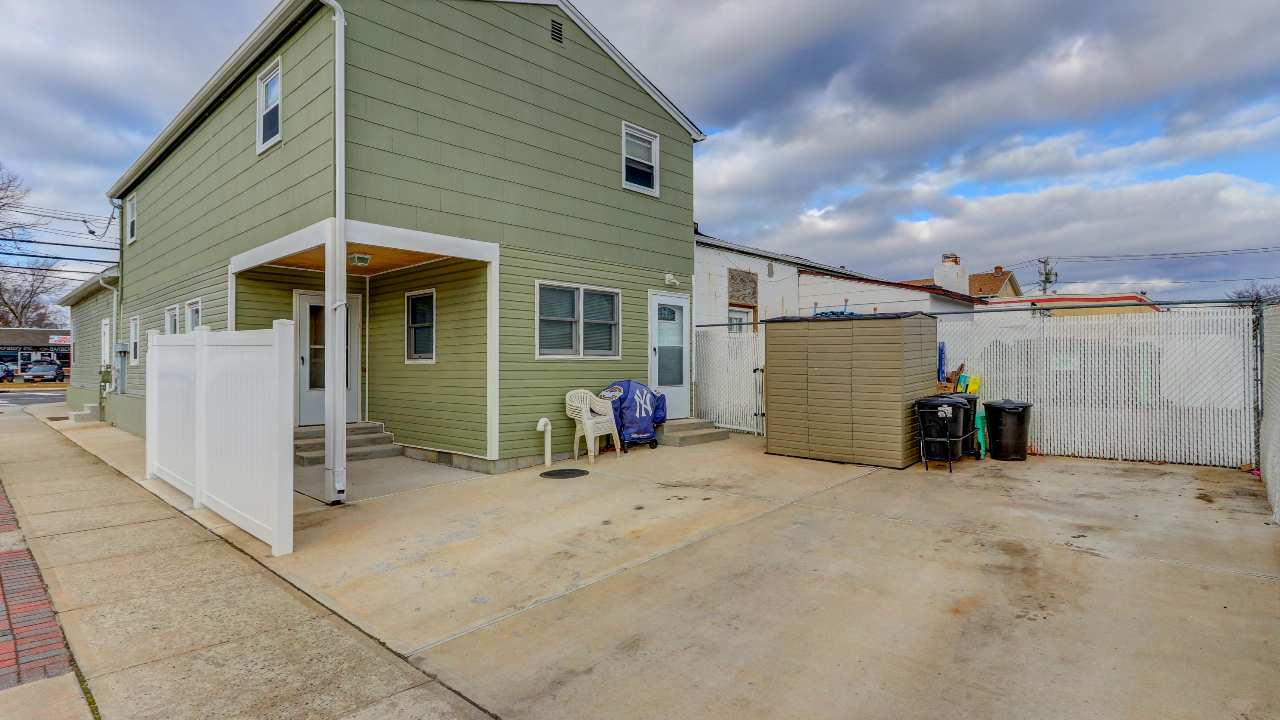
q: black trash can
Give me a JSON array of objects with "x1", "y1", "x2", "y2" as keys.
[
  {"x1": 916, "y1": 395, "x2": 969, "y2": 462},
  {"x1": 984, "y1": 399, "x2": 1033, "y2": 461},
  {"x1": 947, "y1": 393, "x2": 980, "y2": 457}
]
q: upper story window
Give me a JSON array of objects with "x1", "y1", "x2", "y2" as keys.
[
  {"x1": 405, "y1": 290, "x2": 436, "y2": 363},
  {"x1": 537, "y1": 282, "x2": 621, "y2": 359},
  {"x1": 185, "y1": 299, "x2": 201, "y2": 331},
  {"x1": 126, "y1": 195, "x2": 137, "y2": 244},
  {"x1": 622, "y1": 122, "x2": 659, "y2": 197},
  {"x1": 164, "y1": 306, "x2": 179, "y2": 335},
  {"x1": 257, "y1": 58, "x2": 283, "y2": 153}
]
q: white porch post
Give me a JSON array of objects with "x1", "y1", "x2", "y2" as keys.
[{"x1": 322, "y1": 0, "x2": 348, "y2": 504}]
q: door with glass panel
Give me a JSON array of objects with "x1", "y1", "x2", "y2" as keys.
[
  {"x1": 295, "y1": 291, "x2": 361, "y2": 426},
  {"x1": 649, "y1": 291, "x2": 690, "y2": 419}
]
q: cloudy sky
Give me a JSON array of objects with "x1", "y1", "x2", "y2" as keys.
[{"x1": 4, "y1": 0, "x2": 1280, "y2": 298}]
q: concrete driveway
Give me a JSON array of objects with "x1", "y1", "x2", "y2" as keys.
[{"x1": 217, "y1": 434, "x2": 1278, "y2": 720}]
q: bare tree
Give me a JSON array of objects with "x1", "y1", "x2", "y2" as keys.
[
  {"x1": 0, "y1": 162, "x2": 70, "y2": 328},
  {"x1": 1226, "y1": 280, "x2": 1280, "y2": 303}
]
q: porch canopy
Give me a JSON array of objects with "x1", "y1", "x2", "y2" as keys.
[{"x1": 227, "y1": 218, "x2": 499, "y2": 504}]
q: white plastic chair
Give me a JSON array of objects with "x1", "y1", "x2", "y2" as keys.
[{"x1": 566, "y1": 389, "x2": 622, "y2": 464}]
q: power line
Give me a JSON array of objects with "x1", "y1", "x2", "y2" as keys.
[
  {"x1": 0, "y1": 265, "x2": 101, "y2": 277},
  {"x1": 0, "y1": 251, "x2": 114, "y2": 264},
  {"x1": 2, "y1": 238, "x2": 118, "y2": 252},
  {"x1": 13, "y1": 204, "x2": 113, "y2": 222},
  {"x1": 1067, "y1": 276, "x2": 1280, "y2": 286}
]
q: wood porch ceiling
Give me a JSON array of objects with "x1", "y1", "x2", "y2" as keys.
[{"x1": 267, "y1": 242, "x2": 446, "y2": 276}]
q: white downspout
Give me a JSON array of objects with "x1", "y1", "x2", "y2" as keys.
[
  {"x1": 319, "y1": 0, "x2": 347, "y2": 504},
  {"x1": 98, "y1": 278, "x2": 119, "y2": 393}
]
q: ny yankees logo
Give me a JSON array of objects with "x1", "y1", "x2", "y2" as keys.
[{"x1": 635, "y1": 389, "x2": 653, "y2": 418}]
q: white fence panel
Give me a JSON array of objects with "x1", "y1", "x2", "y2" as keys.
[
  {"x1": 146, "y1": 320, "x2": 295, "y2": 555},
  {"x1": 939, "y1": 309, "x2": 1256, "y2": 468},
  {"x1": 1260, "y1": 307, "x2": 1280, "y2": 521},
  {"x1": 146, "y1": 333, "x2": 197, "y2": 498},
  {"x1": 695, "y1": 327, "x2": 766, "y2": 433}
]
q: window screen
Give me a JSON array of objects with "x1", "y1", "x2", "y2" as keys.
[
  {"x1": 539, "y1": 285, "x2": 577, "y2": 355},
  {"x1": 406, "y1": 292, "x2": 435, "y2": 360}
]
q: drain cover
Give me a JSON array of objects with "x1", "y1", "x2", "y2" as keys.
[
  {"x1": 540, "y1": 468, "x2": 589, "y2": 479},
  {"x1": 46, "y1": 417, "x2": 69, "y2": 421}
]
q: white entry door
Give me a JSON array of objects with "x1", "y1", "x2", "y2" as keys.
[
  {"x1": 649, "y1": 291, "x2": 690, "y2": 419},
  {"x1": 296, "y1": 291, "x2": 361, "y2": 426}
]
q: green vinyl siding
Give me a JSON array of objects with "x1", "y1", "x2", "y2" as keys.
[
  {"x1": 367, "y1": 259, "x2": 488, "y2": 456},
  {"x1": 69, "y1": 286, "x2": 113, "y2": 391},
  {"x1": 111, "y1": 7, "x2": 336, "y2": 401},
  {"x1": 234, "y1": 267, "x2": 367, "y2": 331},
  {"x1": 498, "y1": 246, "x2": 690, "y2": 459},
  {"x1": 343, "y1": 0, "x2": 694, "y2": 269}
]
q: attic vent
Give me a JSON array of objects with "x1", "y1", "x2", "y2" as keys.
[{"x1": 551, "y1": 19, "x2": 564, "y2": 44}]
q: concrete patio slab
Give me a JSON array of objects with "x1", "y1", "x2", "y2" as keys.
[
  {"x1": 262, "y1": 466, "x2": 787, "y2": 654},
  {"x1": 26, "y1": 516, "x2": 215, "y2": 568},
  {"x1": 414, "y1": 502, "x2": 1279, "y2": 720},
  {"x1": 295, "y1": 455, "x2": 481, "y2": 503},
  {"x1": 803, "y1": 454, "x2": 1279, "y2": 576},
  {"x1": 86, "y1": 615, "x2": 429, "y2": 720},
  {"x1": 10, "y1": 482, "x2": 157, "y2": 516},
  {"x1": 60, "y1": 570, "x2": 329, "y2": 678},
  {"x1": 0, "y1": 672, "x2": 92, "y2": 720},
  {"x1": 43, "y1": 539, "x2": 263, "y2": 611},
  {"x1": 336, "y1": 684, "x2": 490, "y2": 720}
]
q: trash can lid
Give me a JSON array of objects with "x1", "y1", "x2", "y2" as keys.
[
  {"x1": 916, "y1": 395, "x2": 969, "y2": 408},
  {"x1": 984, "y1": 399, "x2": 1033, "y2": 411},
  {"x1": 946, "y1": 392, "x2": 979, "y2": 402}
]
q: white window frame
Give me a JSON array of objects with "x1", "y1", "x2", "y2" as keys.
[
  {"x1": 164, "y1": 305, "x2": 180, "y2": 335},
  {"x1": 728, "y1": 308, "x2": 751, "y2": 333},
  {"x1": 256, "y1": 57, "x2": 283, "y2": 154},
  {"x1": 534, "y1": 281, "x2": 622, "y2": 360},
  {"x1": 100, "y1": 318, "x2": 111, "y2": 367},
  {"x1": 621, "y1": 121, "x2": 659, "y2": 197},
  {"x1": 404, "y1": 289, "x2": 437, "y2": 364},
  {"x1": 184, "y1": 299, "x2": 202, "y2": 332},
  {"x1": 126, "y1": 195, "x2": 137, "y2": 244},
  {"x1": 128, "y1": 317, "x2": 140, "y2": 365}
]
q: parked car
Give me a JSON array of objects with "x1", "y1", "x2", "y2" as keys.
[{"x1": 25, "y1": 360, "x2": 65, "y2": 383}]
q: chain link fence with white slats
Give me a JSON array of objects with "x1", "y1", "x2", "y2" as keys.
[
  {"x1": 695, "y1": 327, "x2": 766, "y2": 434},
  {"x1": 938, "y1": 308, "x2": 1257, "y2": 468},
  {"x1": 1259, "y1": 306, "x2": 1280, "y2": 521}
]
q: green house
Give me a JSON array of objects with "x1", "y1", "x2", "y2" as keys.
[{"x1": 61, "y1": 0, "x2": 703, "y2": 486}]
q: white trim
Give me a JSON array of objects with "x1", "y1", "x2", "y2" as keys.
[
  {"x1": 226, "y1": 271, "x2": 237, "y2": 330},
  {"x1": 227, "y1": 219, "x2": 500, "y2": 275},
  {"x1": 125, "y1": 195, "x2": 137, "y2": 244},
  {"x1": 534, "y1": 280, "x2": 622, "y2": 360},
  {"x1": 486, "y1": 258, "x2": 500, "y2": 460},
  {"x1": 404, "y1": 288, "x2": 437, "y2": 363},
  {"x1": 621, "y1": 122, "x2": 659, "y2": 197},
  {"x1": 164, "y1": 305, "x2": 180, "y2": 335},
  {"x1": 128, "y1": 316, "x2": 140, "y2": 365},
  {"x1": 184, "y1": 298, "x2": 202, "y2": 333},
  {"x1": 256, "y1": 56, "x2": 284, "y2": 154}
]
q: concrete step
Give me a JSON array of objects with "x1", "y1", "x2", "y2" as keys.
[
  {"x1": 293, "y1": 422, "x2": 384, "y2": 440},
  {"x1": 655, "y1": 418, "x2": 715, "y2": 441},
  {"x1": 69, "y1": 404, "x2": 101, "y2": 423},
  {"x1": 294, "y1": 432, "x2": 396, "y2": 454},
  {"x1": 657, "y1": 427, "x2": 731, "y2": 447},
  {"x1": 294, "y1": 443, "x2": 404, "y2": 467}
]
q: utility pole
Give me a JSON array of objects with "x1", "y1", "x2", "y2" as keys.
[{"x1": 1037, "y1": 257, "x2": 1058, "y2": 295}]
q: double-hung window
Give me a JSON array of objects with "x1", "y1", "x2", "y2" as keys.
[
  {"x1": 185, "y1": 299, "x2": 201, "y2": 332},
  {"x1": 622, "y1": 122, "x2": 659, "y2": 196},
  {"x1": 728, "y1": 308, "x2": 751, "y2": 333},
  {"x1": 128, "y1": 317, "x2": 140, "y2": 365},
  {"x1": 100, "y1": 318, "x2": 111, "y2": 367},
  {"x1": 405, "y1": 290, "x2": 436, "y2": 362},
  {"x1": 537, "y1": 282, "x2": 620, "y2": 358},
  {"x1": 126, "y1": 195, "x2": 137, "y2": 244},
  {"x1": 164, "y1": 306, "x2": 179, "y2": 335},
  {"x1": 257, "y1": 58, "x2": 283, "y2": 153}
]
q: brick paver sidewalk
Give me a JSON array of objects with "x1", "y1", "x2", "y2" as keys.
[{"x1": 0, "y1": 483, "x2": 70, "y2": 689}]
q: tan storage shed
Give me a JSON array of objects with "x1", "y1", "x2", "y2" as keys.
[{"x1": 763, "y1": 312, "x2": 938, "y2": 468}]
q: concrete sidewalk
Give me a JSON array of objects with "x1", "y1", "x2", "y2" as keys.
[{"x1": 0, "y1": 409, "x2": 488, "y2": 720}]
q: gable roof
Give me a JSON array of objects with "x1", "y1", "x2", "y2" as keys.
[
  {"x1": 695, "y1": 231, "x2": 982, "y2": 305},
  {"x1": 902, "y1": 269, "x2": 1019, "y2": 297},
  {"x1": 56, "y1": 265, "x2": 119, "y2": 307},
  {"x1": 107, "y1": 0, "x2": 703, "y2": 199}
]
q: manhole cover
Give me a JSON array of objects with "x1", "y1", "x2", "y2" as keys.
[
  {"x1": 46, "y1": 417, "x2": 69, "y2": 421},
  {"x1": 540, "y1": 468, "x2": 589, "y2": 479}
]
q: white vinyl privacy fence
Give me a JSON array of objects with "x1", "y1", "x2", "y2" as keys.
[
  {"x1": 1260, "y1": 306, "x2": 1280, "y2": 521},
  {"x1": 146, "y1": 321, "x2": 296, "y2": 555},
  {"x1": 938, "y1": 309, "x2": 1257, "y2": 468}
]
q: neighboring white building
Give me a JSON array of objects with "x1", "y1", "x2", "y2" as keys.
[{"x1": 694, "y1": 232, "x2": 979, "y2": 329}]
